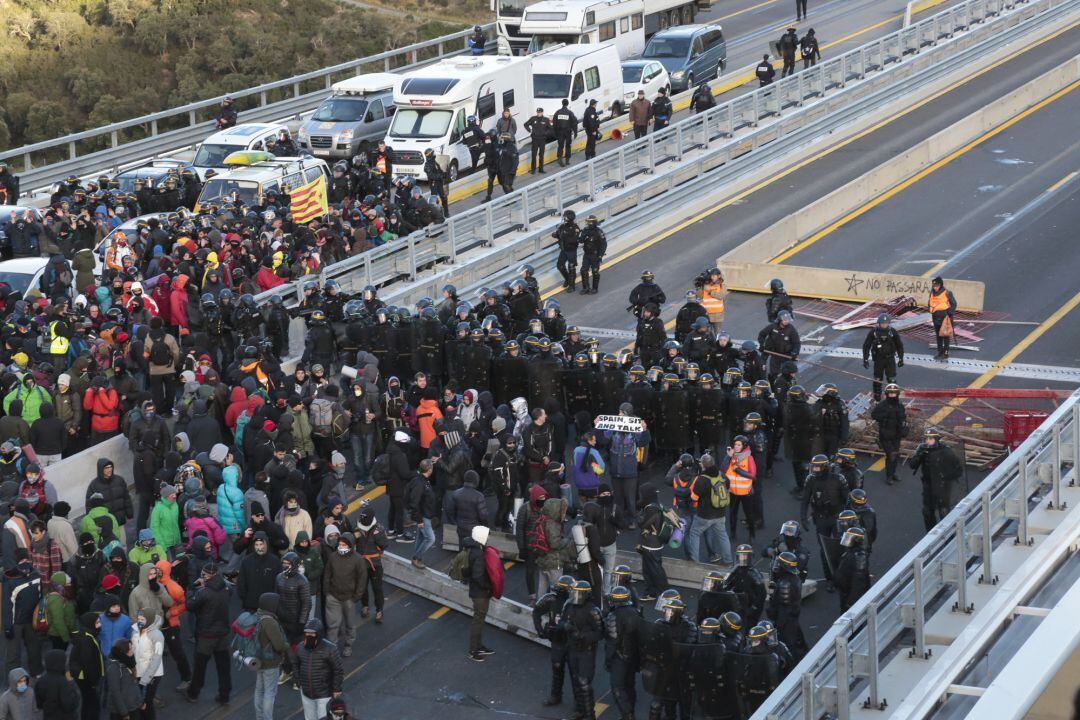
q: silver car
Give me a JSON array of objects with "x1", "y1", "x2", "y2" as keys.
[{"x1": 298, "y1": 73, "x2": 398, "y2": 159}]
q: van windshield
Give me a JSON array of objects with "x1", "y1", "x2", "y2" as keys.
[
  {"x1": 389, "y1": 109, "x2": 453, "y2": 139},
  {"x1": 533, "y1": 74, "x2": 572, "y2": 99},
  {"x1": 528, "y1": 34, "x2": 582, "y2": 52},
  {"x1": 644, "y1": 38, "x2": 690, "y2": 58},
  {"x1": 199, "y1": 179, "x2": 261, "y2": 206},
  {"x1": 498, "y1": 0, "x2": 528, "y2": 17},
  {"x1": 312, "y1": 98, "x2": 369, "y2": 122},
  {"x1": 193, "y1": 143, "x2": 244, "y2": 168}
]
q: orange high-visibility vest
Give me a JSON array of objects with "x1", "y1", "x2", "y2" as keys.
[
  {"x1": 726, "y1": 455, "x2": 753, "y2": 495},
  {"x1": 701, "y1": 282, "x2": 725, "y2": 317},
  {"x1": 928, "y1": 291, "x2": 950, "y2": 313}
]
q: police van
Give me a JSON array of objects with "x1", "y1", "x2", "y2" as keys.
[{"x1": 194, "y1": 155, "x2": 330, "y2": 212}]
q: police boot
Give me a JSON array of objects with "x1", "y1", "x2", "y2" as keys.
[
  {"x1": 543, "y1": 662, "x2": 566, "y2": 705},
  {"x1": 567, "y1": 679, "x2": 589, "y2": 719},
  {"x1": 567, "y1": 268, "x2": 577, "y2": 294},
  {"x1": 581, "y1": 682, "x2": 596, "y2": 720}
]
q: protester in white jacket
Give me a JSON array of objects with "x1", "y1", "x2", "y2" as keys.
[{"x1": 132, "y1": 607, "x2": 165, "y2": 719}]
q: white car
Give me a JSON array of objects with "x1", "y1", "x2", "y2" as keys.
[
  {"x1": 620, "y1": 60, "x2": 671, "y2": 109},
  {"x1": 0, "y1": 257, "x2": 49, "y2": 298}
]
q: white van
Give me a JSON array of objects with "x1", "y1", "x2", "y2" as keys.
[
  {"x1": 385, "y1": 55, "x2": 534, "y2": 182},
  {"x1": 193, "y1": 156, "x2": 330, "y2": 212},
  {"x1": 192, "y1": 123, "x2": 291, "y2": 180},
  {"x1": 531, "y1": 43, "x2": 622, "y2": 119},
  {"x1": 298, "y1": 73, "x2": 398, "y2": 159}
]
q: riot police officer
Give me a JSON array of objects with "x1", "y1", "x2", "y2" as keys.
[
  {"x1": 534, "y1": 575, "x2": 574, "y2": 707},
  {"x1": 628, "y1": 270, "x2": 666, "y2": 318},
  {"x1": 579, "y1": 215, "x2": 606, "y2": 295},
  {"x1": 647, "y1": 594, "x2": 696, "y2": 720},
  {"x1": 675, "y1": 291, "x2": 709, "y2": 343},
  {"x1": 758, "y1": 310, "x2": 800, "y2": 382},
  {"x1": 717, "y1": 611, "x2": 744, "y2": 655},
  {"x1": 908, "y1": 426, "x2": 963, "y2": 530},
  {"x1": 814, "y1": 383, "x2": 849, "y2": 457},
  {"x1": 423, "y1": 148, "x2": 449, "y2": 216},
  {"x1": 759, "y1": 619, "x2": 795, "y2": 679},
  {"x1": 872, "y1": 383, "x2": 907, "y2": 485},
  {"x1": 266, "y1": 294, "x2": 292, "y2": 359},
  {"x1": 635, "y1": 304, "x2": 667, "y2": 369},
  {"x1": 303, "y1": 309, "x2": 338, "y2": 373},
  {"x1": 801, "y1": 454, "x2": 847, "y2": 589},
  {"x1": 554, "y1": 210, "x2": 581, "y2": 292},
  {"x1": 722, "y1": 545, "x2": 766, "y2": 627},
  {"x1": 739, "y1": 624, "x2": 780, "y2": 714},
  {"x1": 763, "y1": 520, "x2": 810, "y2": 582},
  {"x1": 604, "y1": 586, "x2": 640, "y2": 720},
  {"x1": 691, "y1": 617, "x2": 743, "y2": 720},
  {"x1": 833, "y1": 447, "x2": 863, "y2": 490},
  {"x1": 765, "y1": 278, "x2": 793, "y2": 323},
  {"x1": 834, "y1": 527, "x2": 871, "y2": 611},
  {"x1": 862, "y1": 313, "x2": 905, "y2": 401},
  {"x1": 767, "y1": 552, "x2": 807, "y2": 658},
  {"x1": 847, "y1": 489, "x2": 877, "y2": 554},
  {"x1": 561, "y1": 580, "x2": 603, "y2": 720},
  {"x1": 697, "y1": 570, "x2": 740, "y2": 624}
]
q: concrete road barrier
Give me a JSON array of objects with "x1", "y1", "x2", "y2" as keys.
[
  {"x1": 716, "y1": 261, "x2": 986, "y2": 311},
  {"x1": 45, "y1": 434, "x2": 133, "y2": 520},
  {"x1": 381, "y1": 551, "x2": 549, "y2": 646}
]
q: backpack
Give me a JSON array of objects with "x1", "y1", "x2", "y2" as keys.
[
  {"x1": 310, "y1": 399, "x2": 334, "y2": 438},
  {"x1": 447, "y1": 548, "x2": 470, "y2": 584},
  {"x1": 230, "y1": 611, "x2": 276, "y2": 669},
  {"x1": 704, "y1": 474, "x2": 730, "y2": 510},
  {"x1": 527, "y1": 512, "x2": 551, "y2": 555},
  {"x1": 369, "y1": 454, "x2": 391, "y2": 486},
  {"x1": 32, "y1": 595, "x2": 48, "y2": 633},
  {"x1": 657, "y1": 506, "x2": 678, "y2": 545},
  {"x1": 149, "y1": 332, "x2": 171, "y2": 366}
]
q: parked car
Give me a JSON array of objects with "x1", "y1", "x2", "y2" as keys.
[
  {"x1": 111, "y1": 159, "x2": 195, "y2": 194},
  {"x1": 620, "y1": 60, "x2": 671, "y2": 109},
  {"x1": 642, "y1": 24, "x2": 727, "y2": 93}
]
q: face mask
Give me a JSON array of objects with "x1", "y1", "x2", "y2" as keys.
[
  {"x1": 145, "y1": 411, "x2": 155, "y2": 419},
  {"x1": 354, "y1": 388, "x2": 362, "y2": 396},
  {"x1": 25, "y1": 475, "x2": 39, "y2": 484},
  {"x1": 106, "y1": 610, "x2": 120, "y2": 619},
  {"x1": 286, "y1": 504, "x2": 299, "y2": 515},
  {"x1": 337, "y1": 547, "x2": 350, "y2": 556},
  {"x1": 137, "y1": 619, "x2": 147, "y2": 629},
  {"x1": 331, "y1": 714, "x2": 345, "y2": 720},
  {"x1": 112, "y1": 558, "x2": 125, "y2": 568},
  {"x1": 148, "y1": 579, "x2": 160, "y2": 592},
  {"x1": 283, "y1": 564, "x2": 296, "y2": 576},
  {"x1": 304, "y1": 636, "x2": 317, "y2": 649},
  {"x1": 15, "y1": 684, "x2": 27, "y2": 694}
]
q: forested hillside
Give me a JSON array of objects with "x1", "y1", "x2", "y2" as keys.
[{"x1": 0, "y1": 0, "x2": 486, "y2": 149}]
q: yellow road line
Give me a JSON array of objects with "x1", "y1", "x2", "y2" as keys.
[
  {"x1": 768, "y1": 79, "x2": 1080, "y2": 264},
  {"x1": 1045, "y1": 170, "x2": 1077, "y2": 193},
  {"x1": 537, "y1": 26, "x2": 1075, "y2": 302},
  {"x1": 716, "y1": 0, "x2": 784, "y2": 22},
  {"x1": 428, "y1": 606, "x2": 451, "y2": 619},
  {"x1": 912, "y1": 0, "x2": 949, "y2": 15},
  {"x1": 346, "y1": 484, "x2": 386, "y2": 514}
]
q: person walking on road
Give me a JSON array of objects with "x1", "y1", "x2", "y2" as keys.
[
  {"x1": 322, "y1": 534, "x2": 366, "y2": 658},
  {"x1": 796, "y1": 0, "x2": 808, "y2": 21},
  {"x1": 552, "y1": 99, "x2": 579, "y2": 167},
  {"x1": 800, "y1": 29, "x2": 821, "y2": 68},
  {"x1": 464, "y1": 526, "x2": 497, "y2": 662},
  {"x1": 928, "y1": 276, "x2": 957, "y2": 361},
  {"x1": 908, "y1": 427, "x2": 963, "y2": 530},
  {"x1": 629, "y1": 90, "x2": 651, "y2": 139},
  {"x1": 295, "y1": 619, "x2": 343, "y2": 720},
  {"x1": 778, "y1": 28, "x2": 799, "y2": 77},
  {"x1": 185, "y1": 562, "x2": 231, "y2": 705},
  {"x1": 524, "y1": 108, "x2": 553, "y2": 174},
  {"x1": 757, "y1": 55, "x2": 777, "y2": 86},
  {"x1": 651, "y1": 87, "x2": 673, "y2": 131}
]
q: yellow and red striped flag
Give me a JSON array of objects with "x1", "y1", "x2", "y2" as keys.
[{"x1": 290, "y1": 175, "x2": 328, "y2": 224}]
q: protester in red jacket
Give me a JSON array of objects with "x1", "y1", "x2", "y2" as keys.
[{"x1": 84, "y1": 378, "x2": 120, "y2": 442}]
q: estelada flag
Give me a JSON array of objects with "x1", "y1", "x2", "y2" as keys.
[{"x1": 289, "y1": 175, "x2": 328, "y2": 224}]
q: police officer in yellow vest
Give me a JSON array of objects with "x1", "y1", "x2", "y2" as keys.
[
  {"x1": 700, "y1": 268, "x2": 726, "y2": 334},
  {"x1": 47, "y1": 303, "x2": 73, "y2": 370}
]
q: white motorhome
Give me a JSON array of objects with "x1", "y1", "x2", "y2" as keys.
[
  {"x1": 531, "y1": 43, "x2": 623, "y2": 118},
  {"x1": 385, "y1": 55, "x2": 534, "y2": 182},
  {"x1": 512, "y1": 0, "x2": 698, "y2": 58}
]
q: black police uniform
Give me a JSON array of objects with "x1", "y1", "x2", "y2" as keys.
[
  {"x1": 862, "y1": 326, "x2": 905, "y2": 401},
  {"x1": 628, "y1": 281, "x2": 666, "y2": 318},
  {"x1": 423, "y1": 156, "x2": 449, "y2": 216},
  {"x1": 552, "y1": 104, "x2": 579, "y2": 165},
  {"x1": 908, "y1": 441, "x2": 963, "y2": 530},
  {"x1": 768, "y1": 565, "x2": 807, "y2": 658},
  {"x1": 560, "y1": 597, "x2": 604, "y2": 719},
  {"x1": 871, "y1": 395, "x2": 907, "y2": 484},
  {"x1": 524, "y1": 113, "x2": 553, "y2": 172},
  {"x1": 722, "y1": 567, "x2": 766, "y2": 627},
  {"x1": 758, "y1": 320, "x2": 800, "y2": 381},
  {"x1": 635, "y1": 314, "x2": 667, "y2": 369},
  {"x1": 534, "y1": 590, "x2": 571, "y2": 704},
  {"x1": 835, "y1": 544, "x2": 871, "y2": 611},
  {"x1": 554, "y1": 219, "x2": 580, "y2": 291},
  {"x1": 579, "y1": 223, "x2": 607, "y2": 294},
  {"x1": 814, "y1": 395, "x2": 849, "y2": 457},
  {"x1": 583, "y1": 104, "x2": 601, "y2": 159},
  {"x1": 603, "y1": 602, "x2": 641, "y2": 720}
]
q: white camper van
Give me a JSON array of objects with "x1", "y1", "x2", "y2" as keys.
[
  {"x1": 385, "y1": 55, "x2": 534, "y2": 182},
  {"x1": 531, "y1": 43, "x2": 623, "y2": 118}
]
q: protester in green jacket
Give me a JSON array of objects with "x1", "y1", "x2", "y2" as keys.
[
  {"x1": 148, "y1": 483, "x2": 181, "y2": 550},
  {"x1": 45, "y1": 571, "x2": 77, "y2": 647},
  {"x1": 3, "y1": 374, "x2": 51, "y2": 425},
  {"x1": 128, "y1": 529, "x2": 168, "y2": 566},
  {"x1": 79, "y1": 494, "x2": 120, "y2": 545}
]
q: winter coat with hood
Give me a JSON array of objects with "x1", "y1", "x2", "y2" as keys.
[
  {"x1": 52, "y1": 385, "x2": 82, "y2": 436},
  {"x1": 43, "y1": 572, "x2": 76, "y2": 642},
  {"x1": 130, "y1": 607, "x2": 165, "y2": 681},
  {"x1": 29, "y1": 403, "x2": 65, "y2": 456},
  {"x1": 416, "y1": 397, "x2": 442, "y2": 449},
  {"x1": 217, "y1": 466, "x2": 246, "y2": 534},
  {"x1": 295, "y1": 618, "x2": 343, "y2": 699},
  {"x1": 188, "y1": 572, "x2": 230, "y2": 638},
  {"x1": 0, "y1": 408, "x2": 30, "y2": 449},
  {"x1": 515, "y1": 484, "x2": 549, "y2": 555},
  {"x1": 445, "y1": 471, "x2": 487, "y2": 540},
  {"x1": 168, "y1": 275, "x2": 190, "y2": 328},
  {"x1": 274, "y1": 562, "x2": 311, "y2": 629},
  {"x1": 34, "y1": 649, "x2": 79, "y2": 716},
  {"x1": 3, "y1": 376, "x2": 50, "y2": 426},
  {"x1": 68, "y1": 612, "x2": 103, "y2": 683},
  {"x1": 536, "y1": 497, "x2": 572, "y2": 571},
  {"x1": 85, "y1": 458, "x2": 132, "y2": 524},
  {"x1": 127, "y1": 562, "x2": 173, "y2": 620},
  {"x1": 104, "y1": 644, "x2": 141, "y2": 716},
  {"x1": 274, "y1": 502, "x2": 313, "y2": 548},
  {"x1": 149, "y1": 494, "x2": 180, "y2": 550},
  {"x1": 83, "y1": 384, "x2": 120, "y2": 434},
  {"x1": 323, "y1": 535, "x2": 367, "y2": 601},
  {"x1": 224, "y1": 387, "x2": 248, "y2": 431},
  {"x1": 185, "y1": 502, "x2": 227, "y2": 556},
  {"x1": 288, "y1": 408, "x2": 315, "y2": 458},
  {"x1": 98, "y1": 603, "x2": 132, "y2": 663},
  {"x1": 154, "y1": 560, "x2": 184, "y2": 629},
  {"x1": 237, "y1": 532, "x2": 281, "y2": 611},
  {"x1": 254, "y1": 593, "x2": 287, "y2": 669},
  {"x1": 132, "y1": 430, "x2": 162, "y2": 498},
  {"x1": 125, "y1": 408, "x2": 170, "y2": 457},
  {"x1": 185, "y1": 399, "x2": 222, "y2": 457},
  {"x1": 0, "y1": 669, "x2": 36, "y2": 720}
]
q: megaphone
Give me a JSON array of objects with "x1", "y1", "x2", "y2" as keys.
[{"x1": 611, "y1": 127, "x2": 623, "y2": 141}]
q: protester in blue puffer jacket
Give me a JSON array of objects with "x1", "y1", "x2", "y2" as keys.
[{"x1": 217, "y1": 465, "x2": 246, "y2": 538}]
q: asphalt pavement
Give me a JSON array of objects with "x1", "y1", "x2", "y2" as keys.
[{"x1": 149, "y1": 17, "x2": 1080, "y2": 720}]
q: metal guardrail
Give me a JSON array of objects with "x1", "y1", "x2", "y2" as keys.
[
  {"x1": 249, "y1": 0, "x2": 1073, "y2": 310},
  {"x1": 755, "y1": 389, "x2": 1080, "y2": 720},
  {"x1": 0, "y1": 23, "x2": 495, "y2": 189}
]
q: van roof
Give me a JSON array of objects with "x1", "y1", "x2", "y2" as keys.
[
  {"x1": 209, "y1": 157, "x2": 326, "y2": 181},
  {"x1": 202, "y1": 123, "x2": 287, "y2": 144},
  {"x1": 651, "y1": 23, "x2": 716, "y2": 38},
  {"x1": 531, "y1": 43, "x2": 618, "y2": 72},
  {"x1": 396, "y1": 55, "x2": 530, "y2": 106},
  {"x1": 331, "y1": 72, "x2": 399, "y2": 96}
]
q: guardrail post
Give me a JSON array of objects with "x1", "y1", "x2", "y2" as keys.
[
  {"x1": 384, "y1": 57, "x2": 391, "y2": 72},
  {"x1": 979, "y1": 491, "x2": 995, "y2": 584},
  {"x1": 1049, "y1": 423, "x2": 1063, "y2": 509},
  {"x1": 408, "y1": 236, "x2": 418, "y2": 279},
  {"x1": 68, "y1": 141, "x2": 76, "y2": 161},
  {"x1": 22, "y1": 153, "x2": 31, "y2": 172},
  {"x1": 862, "y1": 603, "x2": 883, "y2": 710},
  {"x1": 587, "y1": 161, "x2": 596, "y2": 201},
  {"x1": 293, "y1": 82, "x2": 301, "y2": 98},
  {"x1": 411, "y1": 50, "x2": 419, "y2": 66},
  {"x1": 751, "y1": 92, "x2": 760, "y2": 126},
  {"x1": 438, "y1": 42, "x2": 445, "y2": 56},
  {"x1": 364, "y1": 257, "x2": 373, "y2": 288},
  {"x1": 325, "y1": 75, "x2": 332, "y2": 90},
  {"x1": 834, "y1": 636, "x2": 851, "y2": 719},
  {"x1": 111, "y1": 130, "x2": 118, "y2": 149},
  {"x1": 1016, "y1": 453, "x2": 1030, "y2": 546},
  {"x1": 189, "y1": 109, "x2": 196, "y2": 127},
  {"x1": 910, "y1": 557, "x2": 929, "y2": 659},
  {"x1": 261, "y1": 91, "x2": 268, "y2": 106},
  {"x1": 801, "y1": 672, "x2": 817, "y2": 718},
  {"x1": 484, "y1": 205, "x2": 495, "y2": 247},
  {"x1": 951, "y1": 519, "x2": 972, "y2": 612}
]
